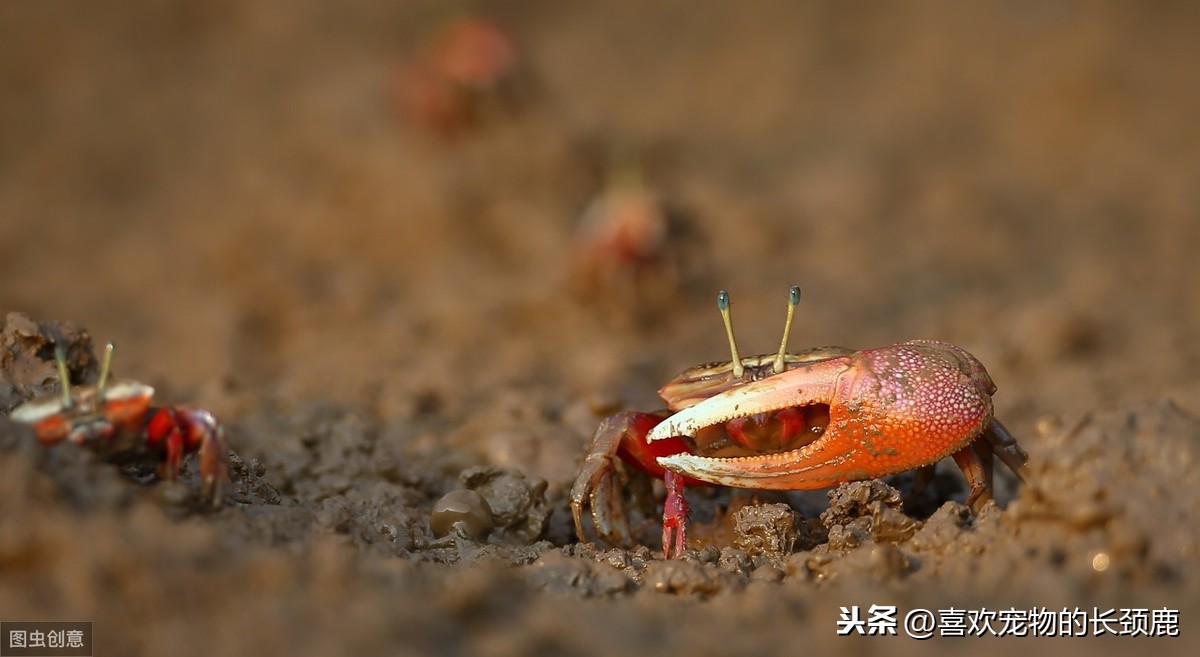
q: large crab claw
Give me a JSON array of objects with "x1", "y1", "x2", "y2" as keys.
[{"x1": 649, "y1": 339, "x2": 1028, "y2": 511}]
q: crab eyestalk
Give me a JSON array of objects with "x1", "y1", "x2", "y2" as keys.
[
  {"x1": 54, "y1": 345, "x2": 73, "y2": 409},
  {"x1": 717, "y1": 290, "x2": 744, "y2": 379},
  {"x1": 97, "y1": 342, "x2": 115, "y2": 398},
  {"x1": 772, "y1": 286, "x2": 801, "y2": 374}
]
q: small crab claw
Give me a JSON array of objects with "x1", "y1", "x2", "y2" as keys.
[
  {"x1": 146, "y1": 406, "x2": 229, "y2": 507},
  {"x1": 651, "y1": 341, "x2": 998, "y2": 492}
]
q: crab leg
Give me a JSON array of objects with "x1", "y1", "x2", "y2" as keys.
[
  {"x1": 571, "y1": 410, "x2": 668, "y2": 547},
  {"x1": 189, "y1": 409, "x2": 228, "y2": 506},
  {"x1": 590, "y1": 465, "x2": 628, "y2": 543},
  {"x1": 981, "y1": 418, "x2": 1028, "y2": 480},
  {"x1": 662, "y1": 470, "x2": 688, "y2": 558},
  {"x1": 145, "y1": 406, "x2": 228, "y2": 507},
  {"x1": 951, "y1": 443, "x2": 992, "y2": 512}
]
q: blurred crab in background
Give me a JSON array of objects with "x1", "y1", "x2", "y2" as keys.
[
  {"x1": 572, "y1": 287, "x2": 1029, "y2": 557},
  {"x1": 395, "y1": 14, "x2": 521, "y2": 138},
  {"x1": 10, "y1": 343, "x2": 228, "y2": 506},
  {"x1": 570, "y1": 163, "x2": 669, "y2": 296},
  {"x1": 568, "y1": 151, "x2": 702, "y2": 320}
]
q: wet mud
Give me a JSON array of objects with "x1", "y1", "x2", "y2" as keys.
[{"x1": 2, "y1": 2, "x2": 1199, "y2": 655}]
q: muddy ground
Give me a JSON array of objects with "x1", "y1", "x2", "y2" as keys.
[{"x1": 2, "y1": 2, "x2": 1198, "y2": 655}]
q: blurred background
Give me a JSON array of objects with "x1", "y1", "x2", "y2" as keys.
[{"x1": 3, "y1": 0, "x2": 1199, "y2": 425}]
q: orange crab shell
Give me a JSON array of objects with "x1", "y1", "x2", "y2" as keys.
[{"x1": 10, "y1": 381, "x2": 154, "y2": 445}]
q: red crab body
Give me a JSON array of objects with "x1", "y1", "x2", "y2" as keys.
[
  {"x1": 10, "y1": 344, "x2": 228, "y2": 506},
  {"x1": 395, "y1": 15, "x2": 518, "y2": 138},
  {"x1": 571, "y1": 289, "x2": 1028, "y2": 557}
]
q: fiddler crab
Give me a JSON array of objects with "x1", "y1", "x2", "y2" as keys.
[
  {"x1": 395, "y1": 14, "x2": 519, "y2": 138},
  {"x1": 10, "y1": 343, "x2": 228, "y2": 506},
  {"x1": 570, "y1": 163, "x2": 669, "y2": 299},
  {"x1": 571, "y1": 287, "x2": 1029, "y2": 557}
]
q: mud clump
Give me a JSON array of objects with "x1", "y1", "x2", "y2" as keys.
[
  {"x1": 716, "y1": 547, "x2": 754, "y2": 578},
  {"x1": 800, "y1": 542, "x2": 914, "y2": 583},
  {"x1": 821, "y1": 480, "x2": 921, "y2": 549},
  {"x1": 225, "y1": 451, "x2": 283, "y2": 506},
  {"x1": 461, "y1": 466, "x2": 549, "y2": 543},
  {"x1": 907, "y1": 502, "x2": 973, "y2": 555},
  {"x1": 642, "y1": 558, "x2": 745, "y2": 597},
  {"x1": 732, "y1": 502, "x2": 797, "y2": 563},
  {"x1": 0, "y1": 313, "x2": 96, "y2": 414},
  {"x1": 527, "y1": 550, "x2": 633, "y2": 597}
]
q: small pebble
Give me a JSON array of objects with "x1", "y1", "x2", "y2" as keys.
[{"x1": 431, "y1": 489, "x2": 494, "y2": 539}]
